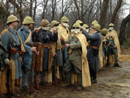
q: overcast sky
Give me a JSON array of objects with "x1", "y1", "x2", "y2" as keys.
[{"x1": 124, "y1": 0, "x2": 130, "y2": 17}]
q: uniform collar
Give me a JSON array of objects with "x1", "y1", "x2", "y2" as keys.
[
  {"x1": 7, "y1": 26, "x2": 17, "y2": 35},
  {"x1": 22, "y1": 25, "x2": 30, "y2": 33}
]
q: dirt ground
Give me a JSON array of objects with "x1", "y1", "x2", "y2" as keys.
[
  {"x1": 3, "y1": 61, "x2": 128, "y2": 98},
  {"x1": 1, "y1": 48, "x2": 130, "y2": 98}
]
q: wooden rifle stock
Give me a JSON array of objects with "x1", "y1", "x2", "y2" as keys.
[
  {"x1": 35, "y1": 42, "x2": 39, "y2": 89},
  {"x1": 30, "y1": 54, "x2": 35, "y2": 93}
]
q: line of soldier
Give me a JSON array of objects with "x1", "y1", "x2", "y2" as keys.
[{"x1": 0, "y1": 14, "x2": 121, "y2": 97}]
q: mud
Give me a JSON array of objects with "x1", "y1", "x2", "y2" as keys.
[{"x1": 3, "y1": 62, "x2": 129, "y2": 98}]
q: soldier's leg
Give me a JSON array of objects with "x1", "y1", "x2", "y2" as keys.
[
  {"x1": 21, "y1": 61, "x2": 31, "y2": 89},
  {"x1": 74, "y1": 66, "x2": 82, "y2": 91},
  {"x1": 57, "y1": 49, "x2": 63, "y2": 79},
  {"x1": 21, "y1": 66, "x2": 27, "y2": 88},
  {"x1": 91, "y1": 68, "x2": 97, "y2": 83},
  {"x1": 113, "y1": 49, "x2": 120, "y2": 67},
  {"x1": 41, "y1": 48, "x2": 49, "y2": 84},
  {"x1": 62, "y1": 58, "x2": 72, "y2": 86}
]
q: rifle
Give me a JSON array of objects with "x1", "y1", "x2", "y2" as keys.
[
  {"x1": 6, "y1": 47, "x2": 12, "y2": 98},
  {"x1": 54, "y1": 42, "x2": 58, "y2": 85},
  {"x1": 35, "y1": 42, "x2": 39, "y2": 90},
  {"x1": 29, "y1": 53, "x2": 35, "y2": 93}
]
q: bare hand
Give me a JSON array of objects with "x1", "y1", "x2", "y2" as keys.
[
  {"x1": 52, "y1": 28, "x2": 57, "y2": 34},
  {"x1": 35, "y1": 51, "x2": 39, "y2": 55},
  {"x1": 60, "y1": 37, "x2": 64, "y2": 41},
  {"x1": 65, "y1": 44, "x2": 69, "y2": 47},
  {"x1": 83, "y1": 28, "x2": 86, "y2": 31},
  {"x1": 31, "y1": 47, "x2": 36, "y2": 52},
  {"x1": 114, "y1": 45, "x2": 117, "y2": 48}
]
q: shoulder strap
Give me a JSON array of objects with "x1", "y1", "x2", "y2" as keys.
[{"x1": 22, "y1": 28, "x2": 32, "y2": 44}]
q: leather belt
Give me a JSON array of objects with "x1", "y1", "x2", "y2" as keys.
[{"x1": 88, "y1": 46, "x2": 99, "y2": 49}]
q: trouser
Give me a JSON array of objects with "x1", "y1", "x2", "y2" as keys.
[
  {"x1": 89, "y1": 67, "x2": 96, "y2": 80},
  {"x1": 64, "y1": 58, "x2": 82, "y2": 86},
  {"x1": 21, "y1": 62, "x2": 31, "y2": 88},
  {"x1": 108, "y1": 48, "x2": 118, "y2": 64}
]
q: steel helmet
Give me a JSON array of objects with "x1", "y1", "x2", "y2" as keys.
[
  {"x1": 83, "y1": 24, "x2": 89, "y2": 28},
  {"x1": 101, "y1": 28, "x2": 108, "y2": 35},
  {"x1": 22, "y1": 16, "x2": 35, "y2": 25},
  {"x1": 51, "y1": 20, "x2": 59, "y2": 27},
  {"x1": 72, "y1": 23, "x2": 81, "y2": 29},
  {"x1": 61, "y1": 16, "x2": 69, "y2": 23},
  {"x1": 92, "y1": 20, "x2": 98, "y2": 25},
  {"x1": 6, "y1": 15, "x2": 19, "y2": 24},
  {"x1": 109, "y1": 23, "x2": 114, "y2": 27},
  {"x1": 41, "y1": 19, "x2": 50, "y2": 27},
  {"x1": 93, "y1": 24, "x2": 101, "y2": 31}
]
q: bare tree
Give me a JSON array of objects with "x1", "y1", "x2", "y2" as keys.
[
  {"x1": 99, "y1": 0, "x2": 109, "y2": 28},
  {"x1": 111, "y1": 0, "x2": 123, "y2": 23}
]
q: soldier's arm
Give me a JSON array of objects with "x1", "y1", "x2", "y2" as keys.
[
  {"x1": 50, "y1": 31, "x2": 58, "y2": 42},
  {"x1": 61, "y1": 36, "x2": 71, "y2": 45},
  {"x1": 69, "y1": 40, "x2": 81, "y2": 49},
  {"x1": 82, "y1": 31, "x2": 99, "y2": 40},
  {"x1": 1, "y1": 32, "x2": 11, "y2": 50},
  {"x1": 18, "y1": 30, "x2": 31, "y2": 52}
]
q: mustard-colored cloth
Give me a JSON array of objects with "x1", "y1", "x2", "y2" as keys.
[
  {"x1": 107, "y1": 30, "x2": 121, "y2": 64},
  {"x1": 0, "y1": 58, "x2": 15, "y2": 94},
  {"x1": 76, "y1": 32, "x2": 91, "y2": 87},
  {"x1": 99, "y1": 36, "x2": 104, "y2": 69},
  {"x1": 59, "y1": 24, "x2": 70, "y2": 41}
]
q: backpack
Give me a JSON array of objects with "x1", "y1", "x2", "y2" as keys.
[{"x1": 0, "y1": 35, "x2": 7, "y2": 71}]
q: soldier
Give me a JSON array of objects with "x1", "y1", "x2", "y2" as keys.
[
  {"x1": 89, "y1": 20, "x2": 98, "y2": 35},
  {"x1": 61, "y1": 23, "x2": 91, "y2": 91},
  {"x1": 82, "y1": 24, "x2": 101, "y2": 83},
  {"x1": 18, "y1": 16, "x2": 38, "y2": 91},
  {"x1": 32, "y1": 19, "x2": 58, "y2": 85},
  {"x1": 76, "y1": 20, "x2": 84, "y2": 31},
  {"x1": 101, "y1": 28, "x2": 109, "y2": 66},
  {"x1": 58, "y1": 16, "x2": 70, "y2": 80},
  {"x1": 83, "y1": 24, "x2": 89, "y2": 33},
  {"x1": 1, "y1": 15, "x2": 25, "y2": 97},
  {"x1": 50, "y1": 20, "x2": 63, "y2": 82},
  {"x1": 106, "y1": 23, "x2": 121, "y2": 67}
]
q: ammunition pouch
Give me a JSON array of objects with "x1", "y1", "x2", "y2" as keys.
[
  {"x1": 10, "y1": 47, "x2": 23, "y2": 55},
  {"x1": 88, "y1": 45, "x2": 99, "y2": 56}
]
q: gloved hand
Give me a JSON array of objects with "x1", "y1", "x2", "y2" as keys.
[{"x1": 4, "y1": 58, "x2": 10, "y2": 65}]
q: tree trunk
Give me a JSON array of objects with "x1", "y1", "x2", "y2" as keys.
[
  {"x1": 111, "y1": 0, "x2": 123, "y2": 23},
  {"x1": 29, "y1": 0, "x2": 33, "y2": 17},
  {"x1": 81, "y1": 0, "x2": 84, "y2": 22},
  {"x1": 8, "y1": 0, "x2": 23, "y2": 25},
  {"x1": 119, "y1": 14, "x2": 130, "y2": 45},
  {"x1": 73, "y1": 0, "x2": 80, "y2": 19},
  {"x1": 99, "y1": 0, "x2": 109, "y2": 28}
]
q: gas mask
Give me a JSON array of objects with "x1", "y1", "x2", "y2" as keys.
[
  {"x1": 108, "y1": 27, "x2": 114, "y2": 32},
  {"x1": 86, "y1": 29, "x2": 89, "y2": 33},
  {"x1": 41, "y1": 26, "x2": 50, "y2": 31},
  {"x1": 73, "y1": 29, "x2": 80, "y2": 34}
]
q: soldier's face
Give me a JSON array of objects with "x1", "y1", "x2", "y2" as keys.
[
  {"x1": 29, "y1": 24, "x2": 33, "y2": 29},
  {"x1": 12, "y1": 21, "x2": 19, "y2": 27}
]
